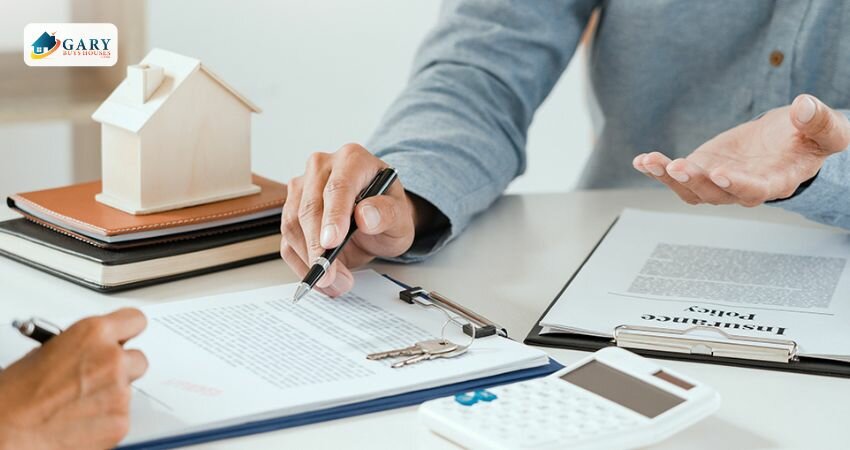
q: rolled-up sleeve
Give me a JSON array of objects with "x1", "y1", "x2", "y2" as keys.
[{"x1": 369, "y1": 0, "x2": 598, "y2": 261}]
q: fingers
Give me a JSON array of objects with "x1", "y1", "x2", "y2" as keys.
[
  {"x1": 707, "y1": 168, "x2": 777, "y2": 207},
  {"x1": 299, "y1": 155, "x2": 337, "y2": 288},
  {"x1": 300, "y1": 153, "x2": 332, "y2": 256},
  {"x1": 5, "y1": 312, "x2": 144, "y2": 450},
  {"x1": 635, "y1": 153, "x2": 738, "y2": 205},
  {"x1": 791, "y1": 94, "x2": 850, "y2": 153},
  {"x1": 52, "y1": 313, "x2": 147, "y2": 391},
  {"x1": 355, "y1": 196, "x2": 398, "y2": 235},
  {"x1": 280, "y1": 238, "x2": 310, "y2": 282},
  {"x1": 123, "y1": 349, "x2": 148, "y2": 382},
  {"x1": 100, "y1": 308, "x2": 148, "y2": 344},
  {"x1": 283, "y1": 144, "x2": 382, "y2": 290},
  {"x1": 280, "y1": 143, "x2": 414, "y2": 294},
  {"x1": 665, "y1": 158, "x2": 735, "y2": 204},
  {"x1": 325, "y1": 263, "x2": 354, "y2": 296},
  {"x1": 633, "y1": 152, "x2": 701, "y2": 204},
  {"x1": 280, "y1": 239, "x2": 354, "y2": 297},
  {"x1": 282, "y1": 176, "x2": 337, "y2": 288},
  {"x1": 282, "y1": 176, "x2": 310, "y2": 266},
  {"x1": 321, "y1": 144, "x2": 388, "y2": 249},
  {"x1": 351, "y1": 182, "x2": 416, "y2": 257}
]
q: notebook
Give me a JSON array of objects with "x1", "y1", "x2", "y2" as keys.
[
  {"x1": 0, "y1": 218, "x2": 281, "y2": 292},
  {"x1": 7, "y1": 174, "x2": 286, "y2": 244},
  {"x1": 10, "y1": 210, "x2": 282, "y2": 250},
  {"x1": 0, "y1": 271, "x2": 554, "y2": 448}
]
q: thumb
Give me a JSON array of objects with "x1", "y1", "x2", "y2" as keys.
[
  {"x1": 354, "y1": 195, "x2": 403, "y2": 236},
  {"x1": 352, "y1": 193, "x2": 414, "y2": 258},
  {"x1": 790, "y1": 94, "x2": 850, "y2": 153}
]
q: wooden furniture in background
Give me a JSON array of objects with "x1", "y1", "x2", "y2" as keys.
[{"x1": 0, "y1": 0, "x2": 146, "y2": 182}]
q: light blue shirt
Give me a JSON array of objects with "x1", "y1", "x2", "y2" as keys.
[{"x1": 368, "y1": 0, "x2": 850, "y2": 259}]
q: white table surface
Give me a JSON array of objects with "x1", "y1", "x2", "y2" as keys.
[{"x1": 2, "y1": 189, "x2": 848, "y2": 449}]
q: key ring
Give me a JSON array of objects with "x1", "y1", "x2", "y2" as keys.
[
  {"x1": 440, "y1": 315, "x2": 476, "y2": 350},
  {"x1": 415, "y1": 295, "x2": 477, "y2": 349}
]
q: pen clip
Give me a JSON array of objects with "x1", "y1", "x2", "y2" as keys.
[{"x1": 355, "y1": 168, "x2": 397, "y2": 204}]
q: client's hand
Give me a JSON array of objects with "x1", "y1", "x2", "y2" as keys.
[
  {"x1": 0, "y1": 308, "x2": 148, "y2": 450},
  {"x1": 634, "y1": 94, "x2": 850, "y2": 206},
  {"x1": 281, "y1": 143, "x2": 421, "y2": 297}
]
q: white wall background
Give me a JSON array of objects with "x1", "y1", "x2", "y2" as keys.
[
  {"x1": 0, "y1": 1, "x2": 593, "y2": 221},
  {"x1": 147, "y1": 0, "x2": 593, "y2": 194},
  {"x1": 0, "y1": 2, "x2": 70, "y2": 51}
]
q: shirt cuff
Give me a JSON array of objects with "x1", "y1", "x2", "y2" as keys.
[
  {"x1": 768, "y1": 151, "x2": 850, "y2": 227},
  {"x1": 376, "y1": 153, "x2": 467, "y2": 263}
]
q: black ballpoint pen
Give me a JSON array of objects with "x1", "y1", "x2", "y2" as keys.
[
  {"x1": 12, "y1": 318, "x2": 60, "y2": 344},
  {"x1": 291, "y1": 167, "x2": 398, "y2": 303}
]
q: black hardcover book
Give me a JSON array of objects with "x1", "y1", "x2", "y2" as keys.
[{"x1": 0, "y1": 218, "x2": 281, "y2": 292}]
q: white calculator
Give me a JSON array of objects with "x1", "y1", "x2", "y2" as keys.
[{"x1": 419, "y1": 347, "x2": 720, "y2": 450}]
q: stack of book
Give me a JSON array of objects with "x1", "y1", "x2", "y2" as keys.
[{"x1": 0, "y1": 174, "x2": 285, "y2": 292}]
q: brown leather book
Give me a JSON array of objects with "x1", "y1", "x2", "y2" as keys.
[{"x1": 7, "y1": 174, "x2": 286, "y2": 244}]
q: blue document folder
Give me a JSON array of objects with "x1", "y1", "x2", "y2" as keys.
[
  {"x1": 119, "y1": 273, "x2": 560, "y2": 449},
  {"x1": 119, "y1": 359, "x2": 563, "y2": 450}
]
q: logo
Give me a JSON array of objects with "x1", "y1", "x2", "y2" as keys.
[
  {"x1": 24, "y1": 23, "x2": 118, "y2": 67},
  {"x1": 30, "y1": 31, "x2": 59, "y2": 59}
]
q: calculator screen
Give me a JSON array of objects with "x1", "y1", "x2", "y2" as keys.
[{"x1": 560, "y1": 361, "x2": 685, "y2": 418}]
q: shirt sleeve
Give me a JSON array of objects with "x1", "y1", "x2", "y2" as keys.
[
  {"x1": 769, "y1": 110, "x2": 850, "y2": 229},
  {"x1": 368, "y1": 0, "x2": 599, "y2": 263}
]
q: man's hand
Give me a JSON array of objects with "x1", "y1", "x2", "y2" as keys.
[
  {"x1": 0, "y1": 309, "x2": 148, "y2": 450},
  {"x1": 281, "y1": 143, "x2": 418, "y2": 297},
  {"x1": 633, "y1": 94, "x2": 850, "y2": 206}
]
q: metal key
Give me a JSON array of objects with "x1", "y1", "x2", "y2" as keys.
[
  {"x1": 367, "y1": 339, "x2": 457, "y2": 361},
  {"x1": 392, "y1": 343, "x2": 469, "y2": 368}
]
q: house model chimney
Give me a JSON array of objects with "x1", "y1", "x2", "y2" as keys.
[{"x1": 126, "y1": 64, "x2": 164, "y2": 104}]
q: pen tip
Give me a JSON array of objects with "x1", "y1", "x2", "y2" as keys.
[
  {"x1": 291, "y1": 283, "x2": 310, "y2": 304},
  {"x1": 11, "y1": 320, "x2": 21, "y2": 329}
]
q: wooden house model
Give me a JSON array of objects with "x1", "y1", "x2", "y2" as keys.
[{"x1": 92, "y1": 48, "x2": 261, "y2": 215}]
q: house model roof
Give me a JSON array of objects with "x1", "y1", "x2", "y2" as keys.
[{"x1": 92, "y1": 48, "x2": 261, "y2": 133}]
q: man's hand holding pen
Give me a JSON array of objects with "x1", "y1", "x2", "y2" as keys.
[{"x1": 280, "y1": 144, "x2": 428, "y2": 298}]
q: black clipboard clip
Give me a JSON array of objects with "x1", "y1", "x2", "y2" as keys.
[{"x1": 398, "y1": 286, "x2": 508, "y2": 339}]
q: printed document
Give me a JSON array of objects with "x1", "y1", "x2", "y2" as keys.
[
  {"x1": 540, "y1": 209, "x2": 850, "y2": 362},
  {"x1": 0, "y1": 270, "x2": 547, "y2": 446}
]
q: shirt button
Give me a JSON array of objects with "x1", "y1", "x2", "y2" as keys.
[{"x1": 769, "y1": 50, "x2": 784, "y2": 67}]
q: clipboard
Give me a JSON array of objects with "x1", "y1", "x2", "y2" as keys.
[
  {"x1": 120, "y1": 359, "x2": 562, "y2": 450},
  {"x1": 117, "y1": 273, "x2": 561, "y2": 450},
  {"x1": 524, "y1": 218, "x2": 850, "y2": 378}
]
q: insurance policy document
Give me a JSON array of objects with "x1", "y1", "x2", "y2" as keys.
[
  {"x1": 540, "y1": 209, "x2": 850, "y2": 362},
  {"x1": 0, "y1": 270, "x2": 547, "y2": 447}
]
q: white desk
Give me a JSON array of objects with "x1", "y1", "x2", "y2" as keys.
[{"x1": 2, "y1": 189, "x2": 848, "y2": 449}]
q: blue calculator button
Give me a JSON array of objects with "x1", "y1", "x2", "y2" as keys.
[
  {"x1": 454, "y1": 392, "x2": 478, "y2": 406},
  {"x1": 475, "y1": 389, "x2": 498, "y2": 402},
  {"x1": 454, "y1": 390, "x2": 498, "y2": 406}
]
